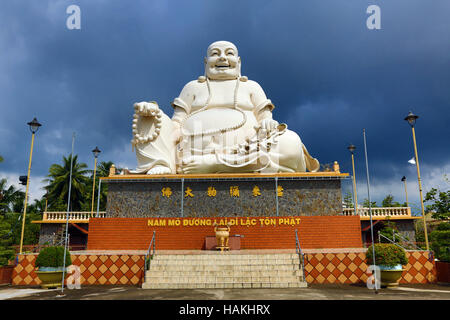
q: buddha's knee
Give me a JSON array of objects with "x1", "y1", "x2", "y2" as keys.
[
  {"x1": 275, "y1": 130, "x2": 306, "y2": 171},
  {"x1": 278, "y1": 130, "x2": 302, "y2": 157}
]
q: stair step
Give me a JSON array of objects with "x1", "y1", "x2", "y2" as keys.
[
  {"x1": 142, "y1": 282, "x2": 307, "y2": 289},
  {"x1": 142, "y1": 253, "x2": 306, "y2": 290},
  {"x1": 146, "y1": 270, "x2": 303, "y2": 277},
  {"x1": 145, "y1": 277, "x2": 303, "y2": 283},
  {"x1": 152, "y1": 254, "x2": 298, "y2": 260},
  {"x1": 150, "y1": 260, "x2": 299, "y2": 266},
  {"x1": 148, "y1": 264, "x2": 300, "y2": 272}
]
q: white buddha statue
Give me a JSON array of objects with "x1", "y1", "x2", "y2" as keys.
[{"x1": 130, "y1": 41, "x2": 319, "y2": 175}]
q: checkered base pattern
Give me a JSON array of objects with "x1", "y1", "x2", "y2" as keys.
[
  {"x1": 12, "y1": 250, "x2": 435, "y2": 286},
  {"x1": 304, "y1": 251, "x2": 436, "y2": 284},
  {"x1": 12, "y1": 254, "x2": 145, "y2": 286}
]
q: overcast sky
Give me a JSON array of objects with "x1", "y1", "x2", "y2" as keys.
[{"x1": 0, "y1": 0, "x2": 449, "y2": 213}]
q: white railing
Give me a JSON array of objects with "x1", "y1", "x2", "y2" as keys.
[
  {"x1": 43, "y1": 211, "x2": 106, "y2": 222},
  {"x1": 343, "y1": 207, "x2": 412, "y2": 219}
]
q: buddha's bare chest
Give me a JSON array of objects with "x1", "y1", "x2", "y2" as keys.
[{"x1": 191, "y1": 82, "x2": 253, "y2": 111}]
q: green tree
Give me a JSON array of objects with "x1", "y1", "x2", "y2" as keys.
[
  {"x1": 0, "y1": 178, "x2": 25, "y2": 214},
  {"x1": 80, "y1": 160, "x2": 113, "y2": 211},
  {"x1": 414, "y1": 219, "x2": 431, "y2": 250},
  {"x1": 96, "y1": 161, "x2": 113, "y2": 211},
  {"x1": 430, "y1": 222, "x2": 450, "y2": 262},
  {"x1": 28, "y1": 198, "x2": 47, "y2": 215},
  {"x1": 0, "y1": 155, "x2": 3, "y2": 163},
  {"x1": 362, "y1": 198, "x2": 377, "y2": 208},
  {"x1": 379, "y1": 221, "x2": 397, "y2": 242},
  {"x1": 343, "y1": 191, "x2": 354, "y2": 208},
  {"x1": 11, "y1": 192, "x2": 25, "y2": 214},
  {"x1": 3, "y1": 212, "x2": 40, "y2": 247},
  {"x1": 97, "y1": 161, "x2": 113, "y2": 178},
  {"x1": 0, "y1": 215, "x2": 15, "y2": 266},
  {"x1": 378, "y1": 220, "x2": 410, "y2": 243},
  {"x1": 45, "y1": 154, "x2": 90, "y2": 211},
  {"x1": 424, "y1": 188, "x2": 450, "y2": 220},
  {"x1": 381, "y1": 194, "x2": 404, "y2": 207}
]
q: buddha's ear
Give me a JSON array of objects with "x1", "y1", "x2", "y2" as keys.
[
  {"x1": 238, "y1": 57, "x2": 242, "y2": 76},
  {"x1": 204, "y1": 57, "x2": 207, "y2": 64}
]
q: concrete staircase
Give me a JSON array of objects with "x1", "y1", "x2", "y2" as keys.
[{"x1": 142, "y1": 253, "x2": 307, "y2": 289}]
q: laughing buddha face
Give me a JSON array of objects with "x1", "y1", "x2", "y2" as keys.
[{"x1": 205, "y1": 41, "x2": 241, "y2": 80}]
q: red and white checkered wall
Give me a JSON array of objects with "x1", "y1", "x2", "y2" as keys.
[{"x1": 12, "y1": 251, "x2": 435, "y2": 286}]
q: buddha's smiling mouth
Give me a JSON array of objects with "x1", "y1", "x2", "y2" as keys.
[{"x1": 215, "y1": 65, "x2": 231, "y2": 69}]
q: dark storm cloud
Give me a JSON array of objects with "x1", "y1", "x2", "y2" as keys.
[{"x1": 0, "y1": 0, "x2": 449, "y2": 205}]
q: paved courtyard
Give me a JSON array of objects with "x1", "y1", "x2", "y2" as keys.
[{"x1": 2, "y1": 283, "x2": 449, "y2": 300}]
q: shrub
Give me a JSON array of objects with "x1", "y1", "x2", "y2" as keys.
[
  {"x1": 35, "y1": 246, "x2": 72, "y2": 269},
  {"x1": 366, "y1": 243, "x2": 408, "y2": 267},
  {"x1": 430, "y1": 222, "x2": 450, "y2": 262}
]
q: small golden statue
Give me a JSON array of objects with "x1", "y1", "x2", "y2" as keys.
[
  {"x1": 213, "y1": 222, "x2": 231, "y2": 252},
  {"x1": 109, "y1": 164, "x2": 116, "y2": 176},
  {"x1": 333, "y1": 161, "x2": 340, "y2": 173}
]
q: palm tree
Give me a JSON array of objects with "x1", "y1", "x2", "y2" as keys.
[
  {"x1": 28, "y1": 198, "x2": 47, "y2": 215},
  {"x1": 97, "y1": 161, "x2": 114, "y2": 210},
  {"x1": 45, "y1": 154, "x2": 90, "y2": 211},
  {"x1": 0, "y1": 178, "x2": 25, "y2": 214},
  {"x1": 86, "y1": 161, "x2": 114, "y2": 211},
  {"x1": 97, "y1": 161, "x2": 114, "y2": 178}
]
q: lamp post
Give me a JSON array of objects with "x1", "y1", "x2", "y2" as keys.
[
  {"x1": 90, "y1": 146, "x2": 101, "y2": 216},
  {"x1": 404, "y1": 111, "x2": 429, "y2": 251},
  {"x1": 401, "y1": 176, "x2": 409, "y2": 207},
  {"x1": 347, "y1": 144, "x2": 358, "y2": 215},
  {"x1": 19, "y1": 118, "x2": 42, "y2": 254}
]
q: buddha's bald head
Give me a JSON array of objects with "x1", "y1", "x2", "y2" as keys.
[{"x1": 205, "y1": 41, "x2": 241, "y2": 80}]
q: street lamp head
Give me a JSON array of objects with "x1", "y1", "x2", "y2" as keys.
[
  {"x1": 19, "y1": 175, "x2": 28, "y2": 185},
  {"x1": 404, "y1": 111, "x2": 419, "y2": 127},
  {"x1": 347, "y1": 144, "x2": 356, "y2": 154},
  {"x1": 92, "y1": 146, "x2": 101, "y2": 158},
  {"x1": 27, "y1": 117, "x2": 42, "y2": 134},
  {"x1": 401, "y1": 176, "x2": 406, "y2": 182}
]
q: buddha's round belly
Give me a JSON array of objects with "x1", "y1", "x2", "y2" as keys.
[{"x1": 182, "y1": 108, "x2": 250, "y2": 135}]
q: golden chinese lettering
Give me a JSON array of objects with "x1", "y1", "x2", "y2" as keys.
[
  {"x1": 229, "y1": 186, "x2": 240, "y2": 197},
  {"x1": 277, "y1": 185, "x2": 284, "y2": 197},
  {"x1": 207, "y1": 186, "x2": 217, "y2": 197},
  {"x1": 161, "y1": 187, "x2": 172, "y2": 198},
  {"x1": 185, "y1": 187, "x2": 194, "y2": 197},
  {"x1": 252, "y1": 186, "x2": 261, "y2": 197}
]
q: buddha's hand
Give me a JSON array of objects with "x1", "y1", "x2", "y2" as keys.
[
  {"x1": 173, "y1": 127, "x2": 182, "y2": 144},
  {"x1": 133, "y1": 101, "x2": 160, "y2": 117},
  {"x1": 260, "y1": 118, "x2": 279, "y2": 132}
]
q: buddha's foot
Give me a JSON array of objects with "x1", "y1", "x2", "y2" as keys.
[
  {"x1": 147, "y1": 165, "x2": 172, "y2": 175},
  {"x1": 181, "y1": 154, "x2": 220, "y2": 174}
]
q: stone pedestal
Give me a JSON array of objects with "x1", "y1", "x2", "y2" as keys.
[{"x1": 102, "y1": 172, "x2": 348, "y2": 218}]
